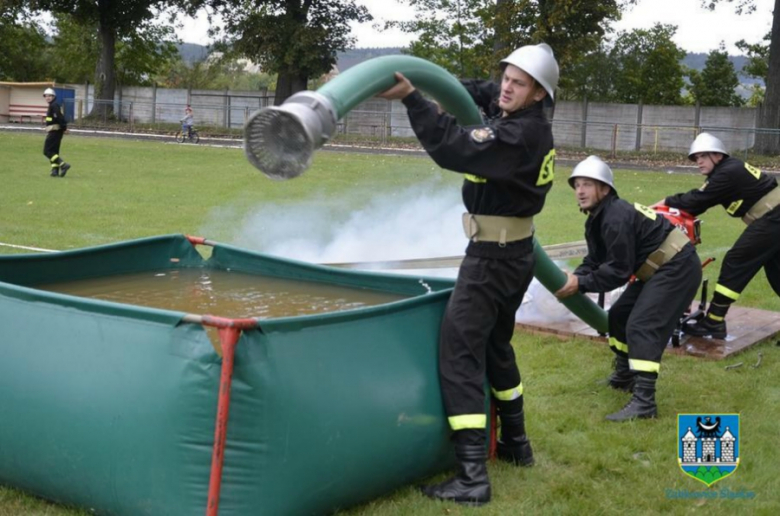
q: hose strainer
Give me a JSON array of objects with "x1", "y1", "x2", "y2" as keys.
[{"x1": 244, "y1": 91, "x2": 338, "y2": 180}]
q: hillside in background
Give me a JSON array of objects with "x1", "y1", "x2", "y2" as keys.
[
  {"x1": 176, "y1": 44, "x2": 765, "y2": 89},
  {"x1": 177, "y1": 43, "x2": 211, "y2": 64},
  {"x1": 682, "y1": 52, "x2": 762, "y2": 86},
  {"x1": 335, "y1": 47, "x2": 404, "y2": 71}
]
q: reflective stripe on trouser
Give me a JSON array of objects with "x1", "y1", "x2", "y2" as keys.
[
  {"x1": 608, "y1": 336, "x2": 628, "y2": 355},
  {"x1": 492, "y1": 383, "x2": 523, "y2": 401},
  {"x1": 717, "y1": 207, "x2": 780, "y2": 301},
  {"x1": 629, "y1": 358, "x2": 660, "y2": 373},
  {"x1": 714, "y1": 283, "x2": 740, "y2": 301},
  {"x1": 439, "y1": 240, "x2": 534, "y2": 427},
  {"x1": 608, "y1": 245, "x2": 701, "y2": 368},
  {"x1": 449, "y1": 414, "x2": 487, "y2": 430}
]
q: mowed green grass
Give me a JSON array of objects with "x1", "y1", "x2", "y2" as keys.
[{"x1": 1, "y1": 131, "x2": 779, "y2": 515}]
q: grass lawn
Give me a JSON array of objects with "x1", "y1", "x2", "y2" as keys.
[{"x1": 1, "y1": 130, "x2": 778, "y2": 515}]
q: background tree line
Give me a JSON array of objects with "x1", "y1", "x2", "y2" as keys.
[{"x1": 0, "y1": 0, "x2": 777, "y2": 151}]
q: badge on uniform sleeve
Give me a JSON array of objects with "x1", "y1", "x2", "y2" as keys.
[{"x1": 470, "y1": 127, "x2": 495, "y2": 143}]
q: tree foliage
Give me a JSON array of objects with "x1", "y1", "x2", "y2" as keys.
[
  {"x1": 46, "y1": 13, "x2": 178, "y2": 86},
  {"x1": 687, "y1": 44, "x2": 744, "y2": 106},
  {"x1": 560, "y1": 43, "x2": 617, "y2": 101},
  {"x1": 736, "y1": 35, "x2": 770, "y2": 81},
  {"x1": 386, "y1": 0, "x2": 495, "y2": 79},
  {"x1": 2, "y1": 0, "x2": 193, "y2": 116},
  {"x1": 386, "y1": 0, "x2": 626, "y2": 83},
  {"x1": 609, "y1": 23, "x2": 686, "y2": 105},
  {"x1": 153, "y1": 53, "x2": 277, "y2": 91},
  {"x1": 704, "y1": 0, "x2": 780, "y2": 153},
  {"x1": 0, "y1": 13, "x2": 50, "y2": 81},
  {"x1": 215, "y1": 0, "x2": 371, "y2": 104}
]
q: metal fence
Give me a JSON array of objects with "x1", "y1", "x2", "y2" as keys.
[{"x1": 62, "y1": 97, "x2": 273, "y2": 133}]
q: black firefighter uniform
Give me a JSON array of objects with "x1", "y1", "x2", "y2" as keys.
[
  {"x1": 401, "y1": 80, "x2": 554, "y2": 438},
  {"x1": 44, "y1": 98, "x2": 69, "y2": 174},
  {"x1": 575, "y1": 193, "x2": 702, "y2": 373},
  {"x1": 665, "y1": 156, "x2": 780, "y2": 323}
]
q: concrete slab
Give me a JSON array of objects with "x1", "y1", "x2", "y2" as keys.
[{"x1": 515, "y1": 305, "x2": 780, "y2": 360}]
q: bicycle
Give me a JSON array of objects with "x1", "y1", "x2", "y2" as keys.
[{"x1": 175, "y1": 125, "x2": 200, "y2": 144}]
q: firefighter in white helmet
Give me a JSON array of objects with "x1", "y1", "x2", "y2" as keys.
[
  {"x1": 555, "y1": 156, "x2": 701, "y2": 421},
  {"x1": 42, "y1": 87, "x2": 71, "y2": 177},
  {"x1": 378, "y1": 43, "x2": 558, "y2": 506},
  {"x1": 663, "y1": 132, "x2": 780, "y2": 339}
]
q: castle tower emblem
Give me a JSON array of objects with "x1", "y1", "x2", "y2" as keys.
[{"x1": 678, "y1": 414, "x2": 740, "y2": 487}]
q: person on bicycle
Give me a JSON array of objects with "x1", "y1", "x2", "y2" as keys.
[{"x1": 181, "y1": 105, "x2": 194, "y2": 138}]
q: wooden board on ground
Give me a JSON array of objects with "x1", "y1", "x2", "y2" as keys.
[{"x1": 515, "y1": 305, "x2": 780, "y2": 360}]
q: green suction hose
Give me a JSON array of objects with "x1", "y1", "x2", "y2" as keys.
[
  {"x1": 243, "y1": 55, "x2": 608, "y2": 334},
  {"x1": 532, "y1": 240, "x2": 607, "y2": 333},
  {"x1": 318, "y1": 55, "x2": 483, "y2": 124}
]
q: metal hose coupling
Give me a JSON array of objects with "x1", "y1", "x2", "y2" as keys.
[{"x1": 243, "y1": 91, "x2": 338, "y2": 180}]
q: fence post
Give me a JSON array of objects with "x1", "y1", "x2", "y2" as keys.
[
  {"x1": 694, "y1": 101, "x2": 701, "y2": 135},
  {"x1": 654, "y1": 127, "x2": 659, "y2": 154},
  {"x1": 227, "y1": 89, "x2": 232, "y2": 129},
  {"x1": 635, "y1": 101, "x2": 643, "y2": 152},
  {"x1": 117, "y1": 84, "x2": 123, "y2": 122},
  {"x1": 385, "y1": 102, "x2": 391, "y2": 144},
  {"x1": 611, "y1": 124, "x2": 618, "y2": 158},
  {"x1": 129, "y1": 102, "x2": 134, "y2": 133},
  {"x1": 580, "y1": 96, "x2": 588, "y2": 148},
  {"x1": 151, "y1": 83, "x2": 157, "y2": 124},
  {"x1": 224, "y1": 88, "x2": 229, "y2": 128}
]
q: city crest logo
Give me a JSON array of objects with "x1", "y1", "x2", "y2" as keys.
[{"x1": 678, "y1": 413, "x2": 739, "y2": 487}]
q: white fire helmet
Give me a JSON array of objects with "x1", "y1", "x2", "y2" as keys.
[
  {"x1": 688, "y1": 132, "x2": 728, "y2": 161},
  {"x1": 43, "y1": 87, "x2": 56, "y2": 97},
  {"x1": 568, "y1": 155, "x2": 615, "y2": 192},
  {"x1": 500, "y1": 43, "x2": 559, "y2": 102}
]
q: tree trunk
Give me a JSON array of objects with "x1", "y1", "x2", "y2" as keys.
[
  {"x1": 89, "y1": 23, "x2": 116, "y2": 119},
  {"x1": 756, "y1": 0, "x2": 780, "y2": 154},
  {"x1": 273, "y1": 71, "x2": 308, "y2": 105}
]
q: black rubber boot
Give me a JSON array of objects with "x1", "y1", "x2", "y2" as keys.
[
  {"x1": 59, "y1": 163, "x2": 71, "y2": 177},
  {"x1": 684, "y1": 317, "x2": 727, "y2": 339},
  {"x1": 421, "y1": 444, "x2": 491, "y2": 506},
  {"x1": 606, "y1": 375, "x2": 657, "y2": 422},
  {"x1": 607, "y1": 354, "x2": 636, "y2": 392},
  {"x1": 496, "y1": 407, "x2": 534, "y2": 466}
]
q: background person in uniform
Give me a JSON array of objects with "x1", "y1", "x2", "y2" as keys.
[
  {"x1": 662, "y1": 133, "x2": 780, "y2": 339},
  {"x1": 42, "y1": 87, "x2": 71, "y2": 177},
  {"x1": 378, "y1": 43, "x2": 558, "y2": 506},
  {"x1": 555, "y1": 156, "x2": 701, "y2": 421}
]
